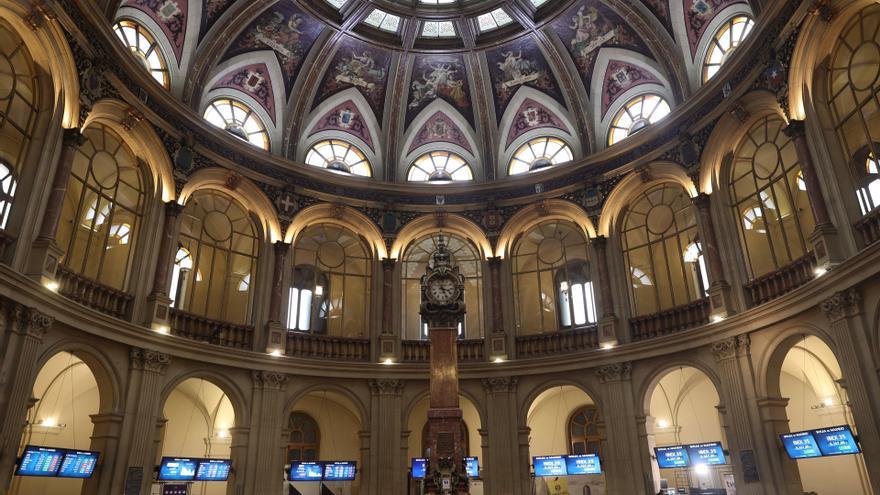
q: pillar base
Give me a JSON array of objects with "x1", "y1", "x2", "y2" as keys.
[
  {"x1": 707, "y1": 281, "x2": 736, "y2": 321},
  {"x1": 809, "y1": 223, "x2": 842, "y2": 269},
  {"x1": 265, "y1": 321, "x2": 285, "y2": 354},
  {"x1": 144, "y1": 292, "x2": 173, "y2": 333},
  {"x1": 598, "y1": 316, "x2": 619, "y2": 348},
  {"x1": 25, "y1": 237, "x2": 63, "y2": 287}
]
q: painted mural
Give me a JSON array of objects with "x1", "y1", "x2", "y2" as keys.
[
  {"x1": 212, "y1": 64, "x2": 276, "y2": 124},
  {"x1": 486, "y1": 37, "x2": 565, "y2": 124},
  {"x1": 314, "y1": 37, "x2": 392, "y2": 126},
  {"x1": 199, "y1": 0, "x2": 235, "y2": 40},
  {"x1": 553, "y1": 1, "x2": 652, "y2": 93},
  {"x1": 505, "y1": 98, "x2": 568, "y2": 148},
  {"x1": 406, "y1": 54, "x2": 473, "y2": 127},
  {"x1": 408, "y1": 112, "x2": 472, "y2": 154},
  {"x1": 310, "y1": 101, "x2": 375, "y2": 151},
  {"x1": 601, "y1": 60, "x2": 660, "y2": 116},
  {"x1": 684, "y1": 0, "x2": 749, "y2": 57},
  {"x1": 121, "y1": 0, "x2": 187, "y2": 62},
  {"x1": 224, "y1": 3, "x2": 323, "y2": 95},
  {"x1": 642, "y1": 0, "x2": 673, "y2": 34}
]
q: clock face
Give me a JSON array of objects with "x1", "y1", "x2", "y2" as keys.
[{"x1": 428, "y1": 276, "x2": 458, "y2": 304}]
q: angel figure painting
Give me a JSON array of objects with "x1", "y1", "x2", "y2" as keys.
[
  {"x1": 315, "y1": 37, "x2": 392, "y2": 125},
  {"x1": 406, "y1": 55, "x2": 473, "y2": 126},
  {"x1": 487, "y1": 38, "x2": 563, "y2": 120}
]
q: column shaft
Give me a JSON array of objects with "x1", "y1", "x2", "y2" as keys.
[
  {"x1": 368, "y1": 379, "x2": 403, "y2": 494},
  {"x1": 591, "y1": 236, "x2": 615, "y2": 318},
  {"x1": 784, "y1": 120, "x2": 832, "y2": 226},
  {"x1": 38, "y1": 129, "x2": 83, "y2": 240},
  {"x1": 268, "y1": 242, "x2": 290, "y2": 323},
  {"x1": 150, "y1": 202, "x2": 184, "y2": 296},
  {"x1": 692, "y1": 193, "x2": 725, "y2": 286}
]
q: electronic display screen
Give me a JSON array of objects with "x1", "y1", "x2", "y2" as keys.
[
  {"x1": 290, "y1": 461, "x2": 324, "y2": 481},
  {"x1": 58, "y1": 450, "x2": 99, "y2": 478},
  {"x1": 685, "y1": 442, "x2": 727, "y2": 466},
  {"x1": 411, "y1": 458, "x2": 427, "y2": 479},
  {"x1": 780, "y1": 431, "x2": 822, "y2": 459},
  {"x1": 812, "y1": 425, "x2": 861, "y2": 457},
  {"x1": 195, "y1": 459, "x2": 231, "y2": 481},
  {"x1": 158, "y1": 457, "x2": 199, "y2": 481},
  {"x1": 655, "y1": 446, "x2": 690, "y2": 469},
  {"x1": 565, "y1": 454, "x2": 602, "y2": 475},
  {"x1": 464, "y1": 457, "x2": 479, "y2": 478},
  {"x1": 533, "y1": 456, "x2": 568, "y2": 477},
  {"x1": 16, "y1": 446, "x2": 63, "y2": 477},
  {"x1": 323, "y1": 461, "x2": 357, "y2": 481}
]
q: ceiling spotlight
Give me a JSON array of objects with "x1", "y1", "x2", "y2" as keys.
[{"x1": 822, "y1": 397, "x2": 834, "y2": 407}]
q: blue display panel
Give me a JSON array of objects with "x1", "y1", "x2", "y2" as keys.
[
  {"x1": 195, "y1": 459, "x2": 231, "y2": 481},
  {"x1": 533, "y1": 456, "x2": 568, "y2": 477},
  {"x1": 323, "y1": 461, "x2": 357, "y2": 481},
  {"x1": 780, "y1": 431, "x2": 822, "y2": 459},
  {"x1": 565, "y1": 454, "x2": 602, "y2": 475},
  {"x1": 464, "y1": 457, "x2": 479, "y2": 478},
  {"x1": 411, "y1": 458, "x2": 427, "y2": 479},
  {"x1": 812, "y1": 425, "x2": 861, "y2": 457},
  {"x1": 685, "y1": 442, "x2": 727, "y2": 466},
  {"x1": 655, "y1": 446, "x2": 690, "y2": 469},
  {"x1": 158, "y1": 457, "x2": 199, "y2": 481},
  {"x1": 58, "y1": 450, "x2": 100, "y2": 478},
  {"x1": 16, "y1": 446, "x2": 63, "y2": 477},
  {"x1": 290, "y1": 461, "x2": 324, "y2": 481}
]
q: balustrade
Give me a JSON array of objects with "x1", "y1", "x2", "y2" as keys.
[
  {"x1": 168, "y1": 308, "x2": 254, "y2": 349},
  {"x1": 514, "y1": 325, "x2": 599, "y2": 358},
  {"x1": 55, "y1": 266, "x2": 133, "y2": 319},
  {"x1": 855, "y1": 209, "x2": 880, "y2": 246},
  {"x1": 629, "y1": 299, "x2": 710, "y2": 341},
  {"x1": 284, "y1": 331, "x2": 370, "y2": 361},
  {"x1": 401, "y1": 339, "x2": 484, "y2": 363},
  {"x1": 744, "y1": 253, "x2": 817, "y2": 306}
]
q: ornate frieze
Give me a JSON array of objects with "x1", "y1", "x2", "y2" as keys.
[
  {"x1": 368, "y1": 378, "x2": 404, "y2": 396},
  {"x1": 481, "y1": 376, "x2": 518, "y2": 394},
  {"x1": 251, "y1": 370, "x2": 289, "y2": 389},
  {"x1": 711, "y1": 335, "x2": 750, "y2": 362},
  {"x1": 595, "y1": 362, "x2": 632, "y2": 383},
  {"x1": 820, "y1": 288, "x2": 861, "y2": 323},
  {"x1": 130, "y1": 348, "x2": 171, "y2": 373}
]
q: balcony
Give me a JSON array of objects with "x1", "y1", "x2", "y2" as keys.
[
  {"x1": 629, "y1": 299, "x2": 710, "y2": 341},
  {"x1": 55, "y1": 266, "x2": 133, "y2": 319},
  {"x1": 401, "y1": 338, "x2": 485, "y2": 363},
  {"x1": 855, "y1": 208, "x2": 880, "y2": 246},
  {"x1": 285, "y1": 331, "x2": 370, "y2": 361},
  {"x1": 514, "y1": 326, "x2": 598, "y2": 358},
  {"x1": 744, "y1": 253, "x2": 816, "y2": 306},
  {"x1": 168, "y1": 309, "x2": 254, "y2": 349}
]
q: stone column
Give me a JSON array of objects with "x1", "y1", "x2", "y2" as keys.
[
  {"x1": 144, "y1": 201, "x2": 184, "y2": 331},
  {"x1": 0, "y1": 302, "x2": 53, "y2": 489},
  {"x1": 27, "y1": 128, "x2": 84, "y2": 284},
  {"x1": 692, "y1": 193, "x2": 736, "y2": 319},
  {"x1": 82, "y1": 412, "x2": 124, "y2": 495},
  {"x1": 482, "y1": 377, "x2": 525, "y2": 495},
  {"x1": 820, "y1": 289, "x2": 880, "y2": 485},
  {"x1": 358, "y1": 430, "x2": 371, "y2": 493},
  {"x1": 119, "y1": 348, "x2": 170, "y2": 495},
  {"x1": 783, "y1": 120, "x2": 841, "y2": 267},
  {"x1": 244, "y1": 371, "x2": 288, "y2": 495},
  {"x1": 265, "y1": 242, "x2": 290, "y2": 353},
  {"x1": 368, "y1": 379, "x2": 404, "y2": 494},
  {"x1": 635, "y1": 414, "x2": 662, "y2": 493},
  {"x1": 227, "y1": 426, "x2": 250, "y2": 495},
  {"x1": 379, "y1": 259, "x2": 397, "y2": 360},
  {"x1": 595, "y1": 363, "x2": 648, "y2": 494},
  {"x1": 516, "y1": 427, "x2": 532, "y2": 495},
  {"x1": 755, "y1": 397, "x2": 803, "y2": 495},
  {"x1": 591, "y1": 236, "x2": 619, "y2": 346},
  {"x1": 487, "y1": 257, "x2": 507, "y2": 360}
]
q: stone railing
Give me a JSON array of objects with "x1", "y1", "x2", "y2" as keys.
[
  {"x1": 855, "y1": 209, "x2": 880, "y2": 246},
  {"x1": 630, "y1": 299, "x2": 710, "y2": 341},
  {"x1": 514, "y1": 326, "x2": 599, "y2": 358},
  {"x1": 168, "y1": 309, "x2": 254, "y2": 349},
  {"x1": 401, "y1": 339, "x2": 485, "y2": 363},
  {"x1": 285, "y1": 331, "x2": 370, "y2": 361},
  {"x1": 744, "y1": 253, "x2": 817, "y2": 306},
  {"x1": 55, "y1": 266, "x2": 133, "y2": 319}
]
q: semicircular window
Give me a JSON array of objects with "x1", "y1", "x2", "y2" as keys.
[
  {"x1": 112, "y1": 19, "x2": 169, "y2": 88},
  {"x1": 203, "y1": 98, "x2": 269, "y2": 150},
  {"x1": 607, "y1": 94, "x2": 671, "y2": 147},
  {"x1": 703, "y1": 15, "x2": 755, "y2": 82},
  {"x1": 508, "y1": 137, "x2": 573, "y2": 176},
  {"x1": 408, "y1": 151, "x2": 473, "y2": 183},
  {"x1": 305, "y1": 139, "x2": 372, "y2": 177}
]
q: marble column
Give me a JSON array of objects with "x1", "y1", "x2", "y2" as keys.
[
  {"x1": 27, "y1": 128, "x2": 84, "y2": 283},
  {"x1": 0, "y1": 302, "x2": 53, "y2": 489},
  {"x1": 265, "y1": 242, "x2": 290, "y2": 353},
  {"x1": 487, "y1": 257, "x2": 507, "y2": 359},
  {"x1": 145, "y1": 201, "x2": 183, "y2": 331},
  {"x1": 82, "y1": 412, "x2": 124, "y2": 495},
  {"x1": 591, "y1": 236, "x2": 619, "y2": 346},
  {"x1": 379, "y1": 259, "x2": 397, "y2": 359},
  {"x1": 692, "y1": 193, "x2": 736, "y2": 318},
  {"x1": 595, "y1": 363, "x2": 648, "y2": 494},
  {"x1": 482, "y1": 377, "x2": 525, "y2": 495},
  {"x1": 368, "y1": 379, "x2": 404, "y2": 494},
  {"x1": 820, "y1": 289, "x2": 880, "y2": 486},
  {"x1": 245, "y1": 371, "x2": 288, "y2": 495},
  {"x1": 783, "y1": 120, "x2": 841, "y2": 267}
]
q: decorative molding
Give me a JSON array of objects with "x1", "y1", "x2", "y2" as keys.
[
  {"x1": 368, "y1": 378, "x2": 403, "y2": 396},
  {"x1": 595, "y1": 362, "x2": 632, "y2": 383},
  {"x1": 251, "y1": 370, "x2": 289, "y2": 389},
  {"x1": 711, "y1": 335, "x2": 750, "y2": 361},
  {"x1": 481, "y1": 376, "x2": 518, "y2": 394},
  {"x1": 130, "y1": 347, "x2": 171, "y2": 373},
  {"x1": 5, "y1": 301, "x2": 54, "y2": 340},
  {"x1": 820, "y1": 288, "x2": 861, "y2": 323}
]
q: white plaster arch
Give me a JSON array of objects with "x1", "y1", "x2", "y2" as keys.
[
  {"x1": 400, "y1": 99, "x2": 480, "y2": 178},
  {"x1": 590, "y1": 47, "x2": 674, "y2": 124},
  {"x1": 285, "y1": 383, "x2": 369, "y2": 427},
  {"x1": 35, "y1": 340, "x2": 124, "y2": 414},
  {"x1": 638, "y1": 359, "x2": 724, "y2": 416},
  {"x1": 160, "y1": 369, "x2": 250, "y2": 427},
  {"x1": 518, "y1": 379, "x2": 602, "y2": 427},
  {"x1": 753, "y1": 323, "x2": 840, "y2": 400}
]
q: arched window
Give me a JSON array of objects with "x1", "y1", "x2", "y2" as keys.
[
  {"x1": 508, "y1": 137, "x2": 573, "y2": 175},
  {"x1": 169, "y1": 247, "x2": 194, "y2": 308},
  {"x1": 176, "y1": 190, "x2": 260, "y2": 324},
  {"x1": 569, "y1": 405, "x2": 602, "y2": 456},
  {"x1": 0, "y1": 21, "x2": 38, "y2": 225},
  {"x1": 288, "y1": 224, "x2": 372, "y2": 336},
  {"x1": 703, "y1": 15, "x2": 754, "y2": 82},
  {"x1": 607, "y1": 94, "x2": 671, "y2": 147},
  {"x1": 401, "y1": 233, "x2": 483, "y2": 340},
  {"x1": 511, "y1": 221, "x2": 596, "y2": 334},
  {"x1": 305, "y1": 139, "x2": 372, "y2": 177},
  {"x1": 203, "y1": 98, "x2": 269, "y2": 150},
  {"x1": 729, "y1": 115, "x2": 813, "y2": 278},
  {"x1": 407, "y1": 151, "x2": 473, "y2": 183},
  {"x1": 828, "y1": 5, "x2": 880, "y2": 217},
  {"x1": 56, "y1": 124, "x2": 145, "y2": 290},
  {"x1": 287, "y1": 412, "x2": 320, "y2": 463},
  {"x1": 112, "y1": 19, "x2": 169, "y2": 88},
  {"x1": 620, "y1": 183, "x2": 705, "y2": 316}
]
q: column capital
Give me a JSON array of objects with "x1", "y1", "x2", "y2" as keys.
[
  {"x1": 692, "y1": 192, "x2": 712, "y2": 211},
  {"x1": 164, "y1": 200, "x2": 184, "y2": 217},
  {"x1": 820, "y1": 288, "x2": 861, "y2": 322},
  {"x1": 487, "y1": 256, "x2": 502, "y2": 267},
  {"x1": 251, "y1": 370, "x2": 289, "y2": 389},
  {"x1": 273, "y1": 240, "x2": 291, "y2": 256},
  {"x1": 62, "y1": 128, "x2": 85, "y2": 148},
  {"x1": 711, "y1": 335, "x2": 750, "y2": 361},
  {"x1": 595, "y1": 362, "x2": 632, "y2": 383},
  {"x1": 591, "y1": 235, "x2": 608, "y2": 249},
  {"x1": 481, "y1": 376, "x2": 518, "y2": 394},
  {"x1": 783, "y1": 119, "x2": 806, "y2": 139},
  {"x1": 129, "y1": 348, "x2": 171, "y2": 373},
  {"x1": 368, "y1": 378, "x2": 403, "y2": 396},
  {"x1": 12, "y1": 303, "x2": 54, "y2": 339},
  {"x1": 381, "y1": 257, "x2": 397, "y2": 270}
]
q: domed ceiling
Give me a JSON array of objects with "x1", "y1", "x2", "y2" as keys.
[{"x1": 113, "y1": 0, "x2": 754, "y2": 182}]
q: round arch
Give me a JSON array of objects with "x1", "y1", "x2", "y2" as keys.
[
  {"x1": 518, "y1": 379, "x2": 602, "y2": 427},
  {"x1": 391, "y1": 213, "x2": 492, "y2": 260},
  {"x1": 755, "y1": 323, "x2": 840, "y2": 400},
  {"x1": 284, "y1": 383, "x2": 368, "y2": 428},
  {"x1": 159, "y1": 369, "x2": 250, "y2": 427},
  {"x1": 638, "y1": 359, "x2": 724, "y2": 416},
  {"x1": 495, "y1": 199, "x2": 596, "y2": 258},
  {"x1": 34, "y1": 340, "x2": 123, "y2": 414},
  {"x1": 402, "y1": 388, "x2": 488, "y2": 433},
  {"x1": 285, "y1": 203, "x2": 386, "y2": 259}
]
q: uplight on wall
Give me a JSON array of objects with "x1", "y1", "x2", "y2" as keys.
[
  {"x1": 656, "y1": 418, "x2": 669, "y2": 429},
  {"x1": 269, "y1": 349, "x2": 282, "y2": 357},
  {"x1": 44, "y1": 280, "x2": 59, "y2": 292},
  {"x1": 381, "y1": 357, "x2": 395, "y2": 365},
  {"x1": 814, "y1": 266, "x2": 827, "y2": 277}
]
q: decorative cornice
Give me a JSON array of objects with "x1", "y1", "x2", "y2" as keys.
[
  {"x1": 820, "y1": 288, "x2": 861, "y2": 322},
  {"x1": 62, "y1": 128, "x2": 85, "y2": 148},
  {"x1": 481, "y1": 376, "x2": 518, "y2": 394},
  {"x1": 6, "y1": 301, "x2": 54, "y2": 340},
  {"x1": 130, "y1": 347, "x2": 171, "y2": 373},
  {"x1": 595, "y1": 362, "x2": 632, "y2": 383},
  {"x1": 251, "y1": 370, "x2": 289, "y2": 389},
  {"x1": 368, "y1": 378, "x2": 403, "y2": 396},
  {"x1": 711, "y1": 335, "x2": 750, "y2": 362}
]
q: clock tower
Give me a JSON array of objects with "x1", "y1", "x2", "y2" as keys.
[{"x1": 419, "y1": 235, "x2": 469, "y2": 495}]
